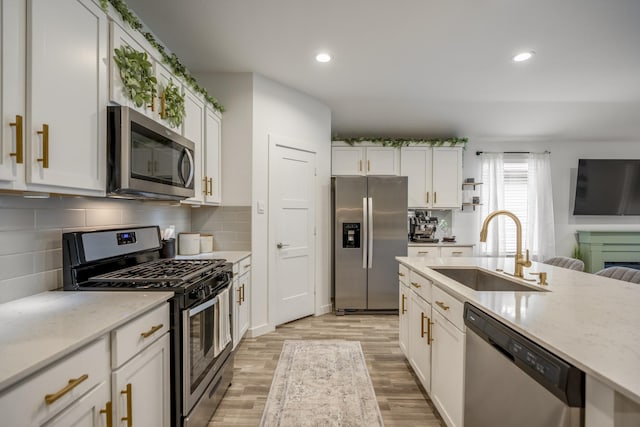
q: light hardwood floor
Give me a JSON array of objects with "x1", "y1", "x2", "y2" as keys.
[{"x1": 209, "y1": 313, "x2": 445, "y2": 426}]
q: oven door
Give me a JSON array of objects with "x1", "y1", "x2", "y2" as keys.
[{"x1": 182, "y1": 287, "x2": 231, "y2": 414}]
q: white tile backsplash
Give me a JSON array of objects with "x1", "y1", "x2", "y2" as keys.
[
  {"x1": 0, "y1": 194, "x2": 191, "y2": 303},
  {"x1": 191, "y1": 206, "x2": 251, "y2": 251}
]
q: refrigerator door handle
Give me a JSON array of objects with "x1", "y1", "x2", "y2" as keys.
[
  {"x1": 368, "y1": 197, "x2": 373, "y2": 269},
  {"x1": 362, "y1": 197, "x2": 368, "y2": 269}
]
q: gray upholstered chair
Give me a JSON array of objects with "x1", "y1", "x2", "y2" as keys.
[
  {"x1": 543, "y1": 256, "x2": 585, "y2": 272},
  {"x1": 594, "y1": 267, "x2": 640, "y2": 284}
]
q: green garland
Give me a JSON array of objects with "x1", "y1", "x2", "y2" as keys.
[
  {"x1": 113, "y1": 45, "x2": 157, "y2": 108},
  {"x1": 161, "y1": 80, "x2": 185, "y2": 128},
  {"x1": 104, "y1": 0, "x2": 225, "y2": 113},
  {"x1": 334, "y1": 137, "x2": 469, "y2": 149}
]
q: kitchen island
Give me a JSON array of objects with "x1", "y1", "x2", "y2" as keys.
[{"x1": 397, "y1": 256, "x2": 640, "y2": 427}]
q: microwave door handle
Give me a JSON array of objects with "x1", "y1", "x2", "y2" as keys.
[{"x1": 179, "y1": 148, "x2": 195, "y2": 187}]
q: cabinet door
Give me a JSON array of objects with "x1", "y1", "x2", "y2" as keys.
[
  {"x1": 432, "y1": 148, "x2": 462, "y2": 208},
  {"x1": 400, "y1": 147, "x2": 432, "y2": 207},
  {"x1": 155, "y1": 61, "x2": 182, "y2": 130},
  {"x1": 408, "y1": 291, "x2": 432, "y2": 393},
  {"x1": 0, "y1": 0, "x2": 26, "y2": 185},
  {"x1": 27, "y1": 0, "x2": 106, "y2": 192},
  {"x1": 238, "y1": 270, "x2": 250, "y2": 341},
  {"x1": 331, "y1": 146, "x2": 364, "y2": 175},
  {"x1": 232, "y1": 277, "x2": 240, "y2": 349},
  {"x1": 43, "y1": 381, "x2": 110, "y2": 427},
  {"x1": 431, "y1": 310, "x2": 464, "y2": 427},
  {"x1": 112, "y1": 334, "x2": 170, "y2": 427},
  {"x1": 365, "y1": 146, "x2": 399, "y2": 175},
  {"x1": 398, "y1": 282, "x2": 410, "y2": 357},
  {"x1": 203, "y1": 107, "x2": 222, "y2": 204},
  {"x1": 181, "y1": 88, "x2": 205, "y2": 204},
  {"x1": 440, "y1": 246, "x2": 473, "y2": 257}
]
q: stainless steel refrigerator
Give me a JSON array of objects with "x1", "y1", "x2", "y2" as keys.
[{"x1": 332, "y1": 176, "x2": 408, "y2": 313}]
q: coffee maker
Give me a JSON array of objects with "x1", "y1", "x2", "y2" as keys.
[{"x1": 408, "y1": 210, "x2": 439, "y2": 243}]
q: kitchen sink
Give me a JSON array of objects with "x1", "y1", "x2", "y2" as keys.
[{"x1": 432, "y1": 267, "x2": 545, "y2": 292}]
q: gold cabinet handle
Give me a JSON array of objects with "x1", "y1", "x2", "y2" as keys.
[
  {"x1": 140, "y1": 323, "x2": 163, "y2": 338},
  {"x1": 36, "y1": 124, "x2": 49, "y2": 168},
  {"x1": 243, "y1": 263, "x2": 251, "y2": 269},
  {"x1": 9, "y1": 115, "x2": 24, "y2": 164},
  {"x1": 237, "y1": 286, "x2": 242, "y2": 305},
  {"x1": 202, "y1": 176, "x2": 208, "y2": 195},
  {"x1": 208, "y1": 177, "x2": 213, "y2": 195},
  {"x1": 160, "y1": 92, "x2": 166, "y2": 118},
  {"x1": 418, "y1": 251, "x2": 429, "y2": 255},
  {"x1": 121, "y1": 383, "x2": 133, "y2": 427},
  {"x1": 44, "y1": 374, "x2": 88, "y2": 405},
  {"x1": 410, "y1": 281, "x2": 421, "y2": 289},
  {"x1": 434, "y1": 192, "x2": 437, "y2": 204},
  {"x1": 241, "y1": 284, "x2": 245, "y2": 303},
  {"x1": 367, "y1": 160, "x2": 371, "y2": 172},
  {"x1": 427, "y1": 317, "x2": 433, "y2": 344},
  {"x1": 401, "y1": 294, "x2": 406, "y2": 314},
  {"x1": 451, "y1": 251, "x2": 463, "y2": 255},
  {"x1": 436, "y1": 301, "x2": 450, "y2": 311},
  {"x1": 359, "y1": 159, "x2": 362, "y2": 171},
  {"x1": 100, "y1": 401, "x2": 113, "y2": 427},
  {"x1": 426, "y1": 192, "x2": 429, "y2": 203},
  {"x1": 420, "y1": 312, "x2": 426, "y2": 338},
  {"x1": 398, "y1": 272, "x2": 405, "y2": 277}
]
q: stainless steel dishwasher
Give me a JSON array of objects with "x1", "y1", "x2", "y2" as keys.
[{"x1": 463, "y1": 303, "x2": 585, "y2": 427}]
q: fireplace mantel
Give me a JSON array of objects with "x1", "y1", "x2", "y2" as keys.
[{"x1": 577, "y1": 231, "x2": 640, "y2": 273}]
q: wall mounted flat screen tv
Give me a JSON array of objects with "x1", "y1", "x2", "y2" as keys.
[{"x1": 574, "y1": 159, "x2": 640, "y2": 215}]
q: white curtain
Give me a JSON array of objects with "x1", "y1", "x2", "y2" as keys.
[
  {"x1": 526, "y1": 153, "x2": 556, "y2": 262},
  {"x1": 480, "y1": 153, "x2": 505, "y2": 256}
]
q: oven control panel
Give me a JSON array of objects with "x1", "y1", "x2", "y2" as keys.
[{"x1": 117, "y1": 231, "x2": 137, "y2": 245}]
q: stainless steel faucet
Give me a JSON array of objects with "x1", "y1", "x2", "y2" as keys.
[{"x1": 479, "y1": 210, "x2": 531, "y2": 278}]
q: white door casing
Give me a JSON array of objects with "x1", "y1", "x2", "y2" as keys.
[{"x1": 269, "y1": 136, "x2": 316, "y2": 326}]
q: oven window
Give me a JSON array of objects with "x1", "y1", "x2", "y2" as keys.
[
  {"x1": 130, "y1": 122, "x2": 192, "y2": 188},
  {"x1": 188, "y1": 302, "x2": 219, "y2": 393}
]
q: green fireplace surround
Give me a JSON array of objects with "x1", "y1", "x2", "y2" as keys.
[{"x1": 577, "y1": 231, "x2": 640, "y2": 273}]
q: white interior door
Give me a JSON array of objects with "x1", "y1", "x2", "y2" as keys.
[{"x1": 269, "y1": 141, "x2": 316, "y2": 326}]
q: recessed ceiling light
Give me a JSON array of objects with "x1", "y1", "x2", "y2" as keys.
[
  {"x1": 512, "y1": 51, "x2": 535, "y2": 62},
  {"x1": 315, "y1": 53, "x2": 332, "y2": 63}
]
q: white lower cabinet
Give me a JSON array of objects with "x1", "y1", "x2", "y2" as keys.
[
  {"x1": 431, "y1": 309, "x2": 465, "y2": 427},
  {"x1": 232, "y1": 256, "x2": 252, "y2": 349},
  {"x1": 408, "y1": 290, "x2": 432, "y2": 393},
  {"x1": 112, "y1": 334, "x2": 171, "y2": 427},
  {"x1": 43, "y1": 381, "x2": 111, "y2": 427},
  {"x1": 399, "y1": 281, "x2": 410, "y2": 357}
]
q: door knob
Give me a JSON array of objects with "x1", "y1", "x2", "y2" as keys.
[{"x1": 277, "y1": 242, "x2": 290, "y2": 249}]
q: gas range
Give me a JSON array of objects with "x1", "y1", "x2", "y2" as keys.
[{"x1": 62, "y1": 226, "x2": 234, "y2": 427}]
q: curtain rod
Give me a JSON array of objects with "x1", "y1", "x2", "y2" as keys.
[{"x1": 475, "y1": 150, "x2": 551, "y2": 156}]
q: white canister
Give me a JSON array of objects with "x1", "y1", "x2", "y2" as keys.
[
  {"x1": 200, "y1": 234, "x2": 214, "y2": 253},
  {"x1": 178, "y1": 233, "x2": 200, "y2": 255}
]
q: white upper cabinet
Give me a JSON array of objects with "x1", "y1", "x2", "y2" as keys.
[
  {"x1": 181, "y1": 87, "x2": 205, "y2": 205},
  {"x1": 331, "y1": 143, "x2": 400, "y2": 176},
  {"x1": 23, "y1": 0, "x2": 107, "y2": 194},
  {"x1": 203, "y1": 107, "x2": 222, "y2": 204},
  {"x1": 400, "y1": 146, "x2": 462, "y2": 208}
]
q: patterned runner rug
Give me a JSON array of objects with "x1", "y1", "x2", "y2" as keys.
[{"x1": 260, "y1": 340, "x2": 384, "y2": 427}]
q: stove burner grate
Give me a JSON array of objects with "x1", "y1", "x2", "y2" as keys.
[{"x1": 89, "y1": 258, "x2": 226, "y2": 284}]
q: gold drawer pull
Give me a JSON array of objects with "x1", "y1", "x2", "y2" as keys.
[
  {"x1": 436, "y1": 301, "x2": 450, "y2": 311},
  {"x1": 9, "y1": 115, "x2": 24, "y2": 164},
  {"x1": 140, "y1": 323, "x2": 163, "y2": 338},
  {"x1": 427, "y1": 317, "x2": 434, "y2": 344},
  {"x1": 121, "y1": 383, "x2": 133, "y2": 427},
  {"x1": 398, "y1": 272, "x2": 405, "y2": 277},
  {"x1": 411, "y1": 281, "x2": 421, "y2": 289},
  {"x1": 420, "y1": 312, "x2": 426, "y2": 338},
  {"x1": 451, "y1": 251, "x2": 463, "y2": 255},
  {"x1": 36, "y1": 124, "x2": 49, "y2": 168},
  {"x1": 401, "y1": 294, "x2": 406, "y2": 314},
  {"x1": 241, "y1": 284, "x2": 245, "y2": 303},
  {"x1": 237, "y1": 287, "x2": 242, "y2": 305},
  {"x1": 426, "y1": 192, "x2": 429, "y2": 203},
  {"x1": 202, "y1": 176, "x2": 209, "y2": 195},
  {"x1": 367, "y1": 160, "x2": 371, "y2": 171},
  {"x1": 243, "y1": 263, "x2": 251, "y2": 269},
  {"x1": 44, "y1": 374, "x2": 89, "y2": 405},
  {"x1": 434, "y1": 192, "x2": 437, "y2": 204},
  {"x1": 359, "y1": 160, "x2": 362, "y2": 171},
  {"x1": 100, "y1": 401, "x2": 113, "y2": 427}
]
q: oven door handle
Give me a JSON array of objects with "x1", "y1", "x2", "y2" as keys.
[
  {"x1": 178, "y1": 148, "x2": 195, "y2": 188},
  {"x1": 188, "y1": 296, "x2": 218, "y2": 317}
]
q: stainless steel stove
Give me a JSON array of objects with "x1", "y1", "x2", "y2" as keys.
[{"x1": 62, "y1": 226, "x2": 233, "y2": 427}]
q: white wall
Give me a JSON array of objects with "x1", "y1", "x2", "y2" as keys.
[
  {"x1": 0, "y1": 195, "x2": 191, "y2": 304},
  {"x1": 455, "y1": 139, "x2": 640, "y2": 257},
  {"x1": 193, "y1": 72, "x2": 253, "y2": 206},
  {"x1": 252, "y1": 74, "x2": 332, "y2": 335}
]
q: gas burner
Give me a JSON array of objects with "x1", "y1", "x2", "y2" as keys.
[{"x1": 90, "y1": 258, "x2": 227, "y2": 285}]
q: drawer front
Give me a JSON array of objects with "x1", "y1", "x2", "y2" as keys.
[
  {"x1": 111, "y1": 303, "x2": 169, "y2": 369},
  {"x1": 432, "y1": 285, "x2": 464, "y2": 331},
  {"x1": 0, "y1": 337, "x2": 109, "y2": 427},
  {"x1": 408, "y1": 246, "x2": 440, "y2": 258},
  {"x1": 398, "y1": 264, "x2": 409, "y2": 285},
  {"x1": 440, "y1": 246, "x2": 473, "y2": 257},
  {"x1": 409, "y1": 270, "x2": 432, "y2": 303},
  {"x1": 239, "y1": 256, "x2": 252, "y2": 275}
]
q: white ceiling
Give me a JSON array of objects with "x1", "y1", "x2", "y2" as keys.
[{"x1": 125, "y1": 0, "x2": 640, "y2": 142}]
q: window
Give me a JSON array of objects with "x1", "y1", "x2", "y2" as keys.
[{"x1": 502, "y1": 157, "x2": 528, "y2": 254}]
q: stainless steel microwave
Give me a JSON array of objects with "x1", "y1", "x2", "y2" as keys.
[{"x1": 107, "y1": 106, "x2": 195, "y2": 200}]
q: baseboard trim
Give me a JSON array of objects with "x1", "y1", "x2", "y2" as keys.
[
  {"x1": 248, "y1": 323, "x2": 274, "y2": 338},
  {"x1": 316, "y1": 303, "x2": 333, "y2": 316}
]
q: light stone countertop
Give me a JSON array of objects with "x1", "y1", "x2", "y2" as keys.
[
  {"x1": 396, "y1": 256, "x2": 640, "y2": 404},
  {"x1": 176, "y1": 251, "x2": 251, "y2": 265},
  {"x1": 0, "y1": 291, "x2": 173, "y2": 392},
  {"x1": 408, "y1": 242, "x2": 475, "y2": 247}
]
